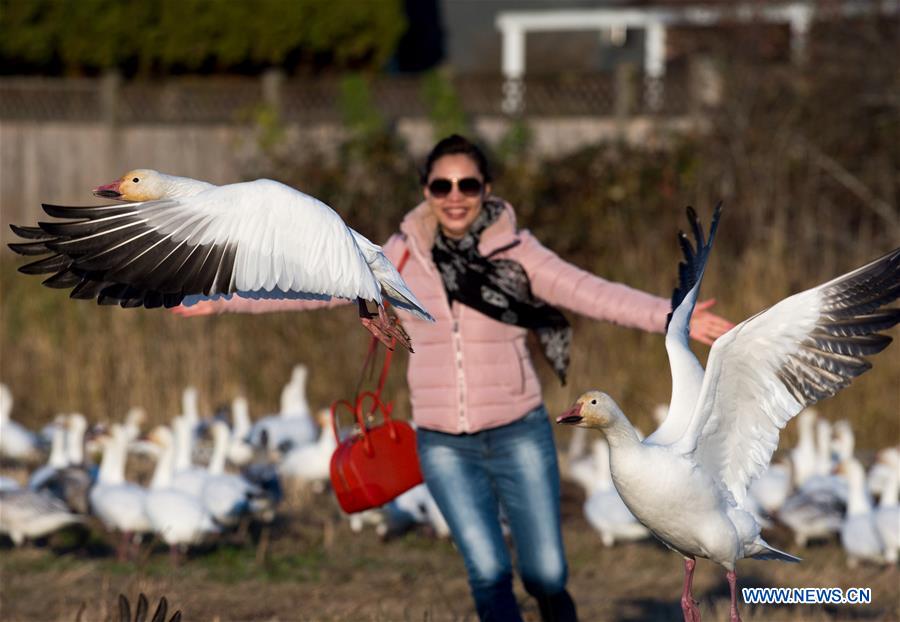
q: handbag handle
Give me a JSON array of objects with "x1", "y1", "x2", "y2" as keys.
[
  {"x1": 330, "y1": 248, "x2": 410, "y2": 450},
  {"x1": 354, "y1": 391, "x2": 397, "y2": 457}
]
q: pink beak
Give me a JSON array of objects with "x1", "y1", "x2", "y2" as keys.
[
  {"x1": 92, "y1": 180, "x2": 122, "y2": 199},
  {"x1": 556, "y1": 403, "x2": 583, "y2": 425}
]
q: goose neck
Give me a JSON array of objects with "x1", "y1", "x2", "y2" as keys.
[
  {"x1": 150, "y1": 440, "x2": 175, "y2": 489},
  {"x1": 602, "y1": 419, "x2": 642, "y2": 450},
  {"x1": 880, "y1": 469, "x2": 899, "y2": 509}
]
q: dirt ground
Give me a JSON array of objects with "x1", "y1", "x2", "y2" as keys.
[{"x1": 1, "y1": 479, "x2": 897, "y2": 622}]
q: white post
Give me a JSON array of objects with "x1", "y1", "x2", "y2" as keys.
[
  {"x1": 499, "y1": 23, "x2": 526, "y2": 115},
  {"x1": 644, "y1": 22, "x2": 666, "y2": 111},
  {"x1": 788, "y1": 4, "x2": 812, "y2": 65}
]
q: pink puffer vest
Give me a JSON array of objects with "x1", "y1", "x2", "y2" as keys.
[{"x1": 380, "y1": 200, "x2": 670, "y2": 434}]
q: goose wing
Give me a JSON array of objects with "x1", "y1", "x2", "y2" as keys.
[
  {"x1": 8, "y1": 179, "x2": 381, "y2": 308},
  {"x1": 672, "y1": 247, "x2": 900, "y2": 506},
  {"x1": 645, "y1": 204, "x2": 721, "y2": 445}
]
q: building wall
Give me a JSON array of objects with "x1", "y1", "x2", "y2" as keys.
[{"x1": 440, "y1": 0, "x2": 645, "y2": 74}]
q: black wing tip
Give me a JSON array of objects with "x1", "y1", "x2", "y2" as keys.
[
  {"x1": 8, "y1": 241, "x2": 44, "y2": 256},
  {"x1": 669, "y1": 202, "x2": 724, "y2": 316},
  {"x1": 10, "y1": 223, "x2": 45, "y2": 238}
]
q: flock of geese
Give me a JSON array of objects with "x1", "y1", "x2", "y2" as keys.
[
  {"x1": 563, "y1": 408, "x2": 900, "y2": 567},
  {"x1": 0, "y1": 367, "x2": 450, "y2": 560},
  {"x1": 3, "y1": 362, "x2": 895, "y2": 568}
]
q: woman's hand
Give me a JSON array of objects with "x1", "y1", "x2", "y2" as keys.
[
  {"x1": 170, "y1": 300, "x2": 220, "y2": 317},
  {"x1": 689, "y1": 299, "x2": 734, "y2": 345}
]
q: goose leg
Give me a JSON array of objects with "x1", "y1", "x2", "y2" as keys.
[
  {"x1": 358, "y1": 299, "x2": 413, "y2": 352},
  {"x1": 116, "y1": 531, "x2": 132, "y2": 561},
  {"x1": 680, "y1": 558, "x2": 701, "y2": 622},
  {"x1": 726, "y1": 570, "x2": 742, "y2": 622}
]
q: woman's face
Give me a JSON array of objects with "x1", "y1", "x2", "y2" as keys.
[{"x1": 424, "y1": 154, "x2": 491, "y2": 239}]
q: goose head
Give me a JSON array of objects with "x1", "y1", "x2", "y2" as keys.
[
  {"x1": 557, "y1": 391, "x2": 627, "y2": 431},
  {"x1": 147, "y1": 425, "x2": 174, "y2": 449},
  {"x1": 93, "y1": 169, "x2": 168, "y2": 201}
]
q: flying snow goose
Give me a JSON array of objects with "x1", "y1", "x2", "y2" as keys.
[
  {"x1": 0, "y1": 383, "x2": 42, "y2": 463},
  {"x1": 558, "y1": 204, "x2": 900, "y2": 622},
  {"x1": 840, "y1": 457, "x2": 887, "y2": 566},
  {"x1": 8, "y1": 169, "x2": 434, "y2": 351}
]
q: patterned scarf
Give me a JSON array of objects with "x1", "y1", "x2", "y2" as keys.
[{"x1": 432, "y1": 198, "x2": 572, "y2": 384}]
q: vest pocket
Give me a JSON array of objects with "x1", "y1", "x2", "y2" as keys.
[{"x1": 509, "y1": 340, "x2": 528, "y2": 395}]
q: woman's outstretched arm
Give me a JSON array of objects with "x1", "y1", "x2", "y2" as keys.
[{"x1": 515, "y1": 231, "x2": 732, "y2": 343}]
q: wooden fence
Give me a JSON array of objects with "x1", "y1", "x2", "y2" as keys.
[{"x1": 0, "y1": 69, "x2": 706, "y2": 240}]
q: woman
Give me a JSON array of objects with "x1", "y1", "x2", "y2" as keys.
[{"x1": 176, "y1": 134, "x2": 732, "y2": 621}]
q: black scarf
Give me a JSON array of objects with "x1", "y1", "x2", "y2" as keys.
[{"x1": 432, "y1": 198, "x2": 572, "y2": 384}]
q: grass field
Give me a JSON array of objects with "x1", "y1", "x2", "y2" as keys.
[{"x1": 1, "y1": 476, "x2": 898, "y2": 622}]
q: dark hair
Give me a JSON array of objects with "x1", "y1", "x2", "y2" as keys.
[{"x1": 420, "y1": 134, "x2": 493, "y2": 185}]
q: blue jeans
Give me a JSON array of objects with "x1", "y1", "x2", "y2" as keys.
[{"x1": 417, "y1": 405, "x2": 577, "y2": 622}]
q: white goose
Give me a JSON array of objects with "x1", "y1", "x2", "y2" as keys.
[
  {"x1": 840, "y1": 457, "x2": 887, "y2": 566},
  {"x1": 226, "y1": 395, "x2": 254, "y2": 467},
  {"x1": 170, "y1": 415, "x2": 208, "y2": 497},
  {"x1": 180, "y1": 386, "x2": 202, "y2": 436},
  {"x1": 0, "y1": 488, "x2": 84, "y2": 546},
  {"x1": 122, "y1": 407, "x2": 146, "y2": 445},
  {"x1": 867, "y1": 446, "x2": 899, "y2": 499},
  {"x1": 558, "y1": 205, "x2": 900, "y2": 622},
  {"x1": 778, "y1": 418, "x2": 848, "y2": 546},
  {"x1": 277, "y1": 410, "x2": 337, "y2": 490},
  {"x1": 747, "y1": 458, "x2": 791, "y2": 517},
  {"x1": 0, "y1": 383, "x2": 42, "y2": 463},
  {"x1": 28, "y1": 417, "x2": 68, "y2": 490},
  {"x1": 9, "y1": 169, "x2": 434, "y2": 351},
  {"x1": 582, "y1": 438, "x2": 650, "y2": 547},
  {"x1": 382, "y1": 483, "x2": 450, "y2": 539},
  {"x1": 789, "y1": 409, "x2": 818, "y2": 488},
  {"x1": 89, "y1": 425, "x2": 151, "y2": 557},
  {"x1": 566, "y1": 438, "x2": 608, "y2": 497},
  {"x1": 144, "y1": 425, "x2": 218, "y2": 557},
  {"x1": 250, "y1": 365, "x2": 318, "y2": 452},
  {"x1": 40, "y1": 412, "x2": 94, "y2": 515},
  {"x1": 0, "y1": 476, "x2": 21, "y2": 492},
  {"x1": 795, "y1": 418, "x2": 849, "y2": 502},
  {"x1": 201, "y1": 421, "x2": 270, "y2": 527},
  {"x1": 125, "y1": 406, "x2": 161, "y2": 459},
  {"x1": 874, "y1": 458, "x2": 899, "y2": 564}
]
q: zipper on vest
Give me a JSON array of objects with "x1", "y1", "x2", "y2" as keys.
[{"x1": 451, "y1": 309, "x2": 467, "y2": 432}]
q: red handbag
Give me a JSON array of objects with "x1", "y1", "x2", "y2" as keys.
[{"x1": 329, "y1": 250, "x2": 423, "y2": 514}]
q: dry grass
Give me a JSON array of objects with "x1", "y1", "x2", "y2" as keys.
[{"x1": 0, "y1": 481, "x2": 897, "y2": 622}]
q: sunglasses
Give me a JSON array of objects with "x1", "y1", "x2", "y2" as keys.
[{"x1": 427, "y1": 177, "x2": 484, "y2": 198}]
